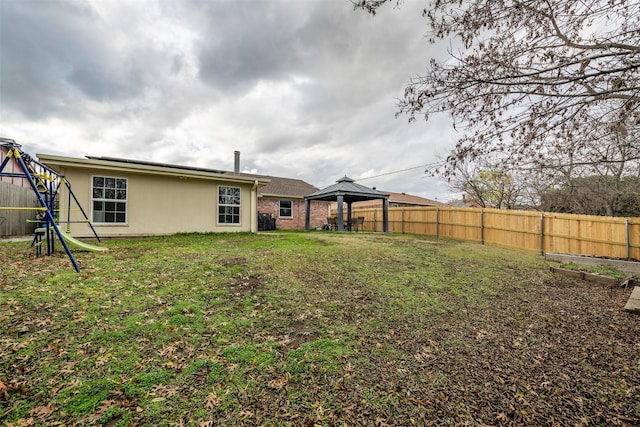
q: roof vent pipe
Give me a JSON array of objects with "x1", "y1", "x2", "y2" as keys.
[{"x1": 234, "y1": 151, "x2": 240, "y2": 174}]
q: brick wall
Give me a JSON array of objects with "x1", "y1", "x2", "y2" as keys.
[{"x1": 258, "y1": 197, "x2": 329, "y2": 230}]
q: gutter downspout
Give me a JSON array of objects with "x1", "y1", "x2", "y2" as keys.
[{"x1": 251, "y1": 180, "x2": 259, "y2": 232}]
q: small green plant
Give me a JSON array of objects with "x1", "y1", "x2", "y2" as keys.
[{"x1": 558, "y1": 261, "x2": 628, "y2": 279}]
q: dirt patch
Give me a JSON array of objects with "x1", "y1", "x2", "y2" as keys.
[
  {"x1": 230, "y1": 273, "x2": 263, "y2": 299},
  {"x1": 277, "y1": 319, "x2": 321, "y2": 350},
  {"x1": 222, "y1": 256, "x2": 248, "y2": 267}
]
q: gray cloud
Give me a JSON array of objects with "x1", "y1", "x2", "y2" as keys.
[
  {"x1": 196, "y1": 1, "x2": 303, "y2": 92},
  {"x1": 1, "y1": 1, "x2": 136, "y2": 117},
  {"x1": 0, "y1": 0, "x2": 458, "y2": 200}
]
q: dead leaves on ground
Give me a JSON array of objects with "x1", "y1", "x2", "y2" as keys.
[{"x1": 2, "y1": 234, "x2": 639, "y2": 426}]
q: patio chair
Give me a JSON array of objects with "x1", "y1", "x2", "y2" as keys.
[{"x1": 327, "y1": 217, "x2": 338, "y2": 231}]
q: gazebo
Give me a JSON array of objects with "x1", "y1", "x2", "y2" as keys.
[{"x1": 304, "y1": 176, "x2": 390, "y2": 232}]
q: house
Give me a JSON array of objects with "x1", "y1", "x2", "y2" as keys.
[
  {"x1": 1, "y1": 144, "x2": 33, "y2": 188},
  {"x1": 36, "y1": 150, "x2": 329, "y2": 236},
  {"x1": 37, "y1": 154, "x2": 270, "y2": 237},
  {"x1": 230, "y1": 150, "x2": 330, "y2": 231},
  {"x1": 446, "y1": 194, "x2": 484, "y2": 208},
  {"x1": 348, "y1": 190, "x2": 443, "y2": 209},
  {"x1": 255, "y1": 175, "x2": 330, "y2": 230}
]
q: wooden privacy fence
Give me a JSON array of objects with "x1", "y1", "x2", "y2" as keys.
[
  {"x1": 341, "y1": 206, "x2": 640, "y2": 261},
  {"x1": 0, "y1": 181, "x2": 38, "y2": 237}
]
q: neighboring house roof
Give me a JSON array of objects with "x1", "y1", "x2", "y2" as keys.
[
  {"x1": 37, "y1": 154, "x2": 271, "y2": 186},
  {"x1": 388, "y1": 191, "x2": 442, "y2": 206},
  {"x1": 346, "y1": 190, "x2": 443, "y2": 209},
  {"x1": 366, "y1": 191, "x2": 442, "y2": 207},
  {"x1": 254, "y1": 176, "x2": 319, "y2": 199},
  {"x1": 446, "y1": 196, "x2": 483, "y2": 208}
]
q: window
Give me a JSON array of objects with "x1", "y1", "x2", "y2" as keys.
[
  {"x1": 92, "y1": 176, "x2": 127, "y2": 223},
  {"x1": 218, "y1": 186, "x2": 241, "y2": 224},
  {"x1": 279, "y1": 200, "x2": 293, "y2": 218}
]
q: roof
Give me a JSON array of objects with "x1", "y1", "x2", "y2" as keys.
[
  {"x1": 37, "y1": 154, "x2": 270, "y2": 186},
  {"x1": 86, "y1": 155, "x2": 228, "y2": 175},
  {"x1": 389, "y1": 191, "x2": 442, "y2": 206},
  {"x1": 305, "y1": 176, "x2": 389, "y2": 203},
  {"x1": 37, "y1": 154, "x2": 327, "y2": 197},
  {"x1": 255, "y1": 176, "x2": 318, "y2": 199},
  {"x1": 447, "y1": 198, "x2": 484, "y2": 208},
  {"x1": 352, "y1": 191, "x2": 442, "y2": 208}
]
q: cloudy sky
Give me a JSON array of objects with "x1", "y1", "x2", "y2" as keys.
[{"x1": 0, "y1": 0, "x2": 459, "y2": 201}]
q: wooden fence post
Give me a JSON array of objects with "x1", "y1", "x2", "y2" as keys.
[
  {"x1": 626, "y1": 219, "x2": 630, "y2": 259},
  {"x1": 480, "y1": 209, "x2": 485, "y2": 245},
  {"x1": 539, "y1": 213, "x2": 545, "y2": 256},
  {"x1": 435, "y1": 207, "x2": 439, "y2": 239},
  {"x1": 401, "y1": 208, "x2": 405, "y2": 234}
]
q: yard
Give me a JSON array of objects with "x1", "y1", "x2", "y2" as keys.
[{"x1": 1, "y1": 232, "x2": 638, "y2": 426}]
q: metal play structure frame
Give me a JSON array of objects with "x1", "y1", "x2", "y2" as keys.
[{"x1": 0, "y1": 137, "x2": 103, "y2": 272}]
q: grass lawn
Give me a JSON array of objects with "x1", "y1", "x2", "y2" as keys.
[{"x1": 1, "y1": 232, "x2": 638, "y2": 426}]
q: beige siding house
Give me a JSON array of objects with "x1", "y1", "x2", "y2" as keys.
[{"x1": 38, "y1": 154, "x2": 269, "y2": 237}]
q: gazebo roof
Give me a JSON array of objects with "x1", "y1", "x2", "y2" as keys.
[{"x1": 304, "y1": 176, "x2": 389, "y2": 203}]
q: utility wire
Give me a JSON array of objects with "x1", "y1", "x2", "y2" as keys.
[
  {"x1": 318, "y1": 161, "x2": 444, "y2": 188},
  {"x1": 356, "y1": 161, "x2": 443, "y2": 181}
]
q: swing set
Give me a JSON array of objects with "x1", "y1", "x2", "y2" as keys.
[{"x1": 0, "y1": 138, "x2": 105, "y2": 272}]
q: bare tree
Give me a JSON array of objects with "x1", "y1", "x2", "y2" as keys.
[
  {"x1": 539, "y1": 175, "x2": 640, "y2": 216},
  {"x1": 356, "y1": 0, "x2": 640, "y2": 176},
  {"x1": 533, "y1": 128, "x2": 640, "y2": 215},
  {"x1": 450, "y1": 160, "x2": 530, "y2": 209},
  {"x1": 493, "y1": 112, "x2": 640, "y2": 212}
]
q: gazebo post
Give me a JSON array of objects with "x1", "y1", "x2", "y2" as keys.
[
  {"x1": 337, "y1": 194, "x2": 344, "y2": 231},
  {"x1": 347, "y1": 202, "x2": 353, "y2": 231},
  {"x1": 304, "y1": 199, "x2": 311, "y2": 231},
  {"x1": 383, "y1": 198, "x2": 389, "y2": 233}
]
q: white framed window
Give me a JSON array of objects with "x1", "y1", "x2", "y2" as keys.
[
  {"x1": 218, "y1": 186, "x2": 241, "y2": 224},
  {"x1": 279, "y1": 200, "x2": 293, "y2": 218},
  {"x1": 92, "y1": 176, "x2": 127, "y2": 224}
]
